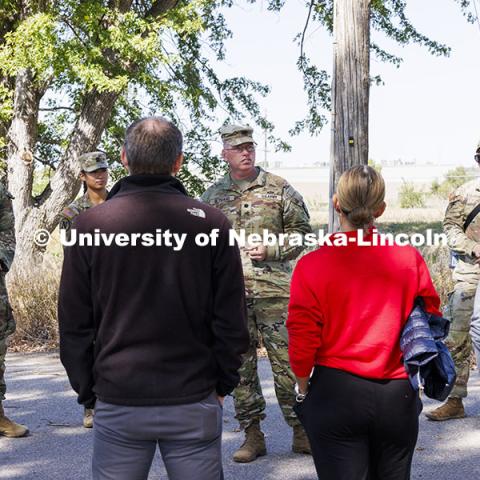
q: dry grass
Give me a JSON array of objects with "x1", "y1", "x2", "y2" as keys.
[
  {"x1": 7, "y1": 257, "x2": 61, "y2": 352},
  {"x1": 421, "y1": 245, "x2": 454, "y2": 307}
]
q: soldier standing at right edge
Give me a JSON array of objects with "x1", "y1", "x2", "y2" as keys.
[
  {"x1": 0, "y1": 178, "x2": 28, "y2": 437},
  {"x1": 426, "y1": 140, "x2": 480, "y2": 421}
]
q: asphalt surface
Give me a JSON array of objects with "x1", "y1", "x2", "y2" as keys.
[{"x1": 1, "y1": 352, "x2": 479, "y2": 479}]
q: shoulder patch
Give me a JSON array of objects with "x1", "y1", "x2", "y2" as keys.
[
  {"x1": 284, "y1": 183, "x2": 305, "y2": 204},
  {"x1": 61, "y1": 206, "x2": 80, "y2": 221}
]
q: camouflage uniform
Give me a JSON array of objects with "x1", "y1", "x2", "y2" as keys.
[
  {"x1": 59, "y1": 192, "x2": 95, "y2": 241},
  {"x1": 59, "y1": 151, "x2": 109, "y2": 241},
  {"x1": 0, "y1": 180, "x2": 16, "y2": 403},
  {"x1": 202, "y1": 167, "x2": 312, "y2": 429},
  {"x1": 443, "y1": 177, "x2": 480, "y2": 398},
  {"x1": 59, "y1": 152, "x2": 108, "y2": 421}
]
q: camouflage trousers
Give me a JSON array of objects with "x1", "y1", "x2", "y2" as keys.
[
  {"x1": 233, "y1": 297, "x2": 300, "y2": 430},
  {"x1": 444, "y1": 282, "x2": 476, "y2": 398},
  {"x1": 0, "y1": 273, "x2": 15, "y2": 402}
]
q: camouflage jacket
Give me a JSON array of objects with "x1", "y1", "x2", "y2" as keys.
[
  {"x1": 0, "y1": 180, "x2": 15, "y2": 273},
  {"x1": 443, "y1": 178, "x2": 480, "y2": 285},
  {"x1": 59, "y1": 193, "x2": 95, "y2": 241},
  {"x1": 201, "y1": 168, "x2": 312, "y2": 298}
]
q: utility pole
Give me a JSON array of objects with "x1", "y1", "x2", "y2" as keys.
[{"x1": 328, "y1": 0, "x2": 371, "y2": 232}]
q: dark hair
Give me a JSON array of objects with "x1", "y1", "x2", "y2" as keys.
[{"x1": 123, "y1": 117, "x2": 183, "y2": 175}]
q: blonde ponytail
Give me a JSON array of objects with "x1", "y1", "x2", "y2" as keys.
[{"x1": 336, "y1": 165, "x2": 385, "y2": 229}]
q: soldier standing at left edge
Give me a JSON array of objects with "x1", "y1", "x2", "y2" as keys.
[{"x1": 0, "y1": 177, "x2": 28, "y2": 437}]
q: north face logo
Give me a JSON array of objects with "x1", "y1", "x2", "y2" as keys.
[{"x1": 187, "y1": 208, "x2": 206, "y2": 219}]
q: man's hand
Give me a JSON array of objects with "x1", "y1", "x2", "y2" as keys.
[{"x1": 245, "y1": 244, "x2": 267, "y2": 261}]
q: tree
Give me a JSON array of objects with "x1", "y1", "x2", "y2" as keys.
[{"x1": 0, "y1": 0, "x2": 282, "y2": 272}]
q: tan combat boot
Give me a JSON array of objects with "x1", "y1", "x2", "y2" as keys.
[
  {"x1": 425, "y1": 397, "x2": 465, "y2": 421},
  {"x1": 292, "y1": 425, "x2": 311, "y2": 454},
  {"x1": 233, "y1": 421, "x2": 267, "y2": 463},
  {"x1": 83, "y1": 407, "x2": 94, "y2": 428},
  {"x1": 0, "y1": 402, "x2": 29, "y2": 438}
]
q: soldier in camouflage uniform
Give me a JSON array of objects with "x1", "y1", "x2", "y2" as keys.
[
  {"x1": 59, "y1": 152, "x2": 109, "y2": 428},
  {"x1": 201, "y1": 125, "x2": 312, "y2": 462},
  {"x1": 60, "y1": 152, "x2": 109, "y2": 243},
  {"x1": 0, "y1": 178, "x2": 29, "y2": 437},
  {"x1": 426, "y1": 141, "x2": 480, "y2": 421}
]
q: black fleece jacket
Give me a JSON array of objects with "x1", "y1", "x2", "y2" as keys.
[{"x1": 58, "y1": 175, "x2": 249, "y2": 407}]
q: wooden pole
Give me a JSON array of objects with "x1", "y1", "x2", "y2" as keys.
[{"x1": 328, "y1": 0, "x2": 371, "y2": 232}]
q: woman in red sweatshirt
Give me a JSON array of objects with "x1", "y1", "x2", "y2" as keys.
[{"x1": 287, "y1": 165, "x2": 441, "y2": 480}]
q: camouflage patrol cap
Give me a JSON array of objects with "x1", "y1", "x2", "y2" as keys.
[
  {"x1": 220, "y1": 124, "x2": 255, "y2": 147},
  {"x1": 79, "y1": 152, "x2": 108, "y2": 172}
]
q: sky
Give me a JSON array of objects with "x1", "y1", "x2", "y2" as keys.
[{"x1": 213, "y1": 0, "x2": 480, "y2": 167}]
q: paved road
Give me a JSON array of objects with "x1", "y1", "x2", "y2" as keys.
[{"x1": 1, "y1": 352, "x2": 479, "y2": 479}]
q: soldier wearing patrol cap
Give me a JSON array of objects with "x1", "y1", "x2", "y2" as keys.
[
  {"x1": 59, "y1": 152, "x2": 109, "y2": 242},
  {"x1": 425, "y1": 139, "x2": 480, "y2": 421},
  {"x1": 202, "y1": 124, "x2": 312, "y2": 462},
  {"x1": 59, "y1": 151, "x2": 109, "y2": 428}
]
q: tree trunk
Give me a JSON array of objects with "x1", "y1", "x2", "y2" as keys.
[
  {"x1": 6, "y1": 69, "x2": 41, "y2": 236},
  {"x1": 328, "y1": 0, "x2": 370, "y2": 232},
  {"x1": 7, "y1": 88, "x2": 119, "y2": 273}
]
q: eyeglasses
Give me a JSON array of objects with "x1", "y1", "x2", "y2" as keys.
[{"x1": 225, "y1": 144, "x2": 255, "y2": 153}]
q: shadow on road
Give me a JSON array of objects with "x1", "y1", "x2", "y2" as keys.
[{"x1": 1, "y1": 353, "x2": 479, "y2": 480}]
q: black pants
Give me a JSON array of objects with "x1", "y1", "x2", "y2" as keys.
[{"x1": 294, "y1": 366, "x2": 421, "y2": 480}]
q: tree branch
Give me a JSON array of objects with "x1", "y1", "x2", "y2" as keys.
[
  {"x1": 39, "y1": 106, "x2": 76, "y2": 112},
  {"x1": 60, "y1": 16, "x2": 89, "y2": 48},
  {"x1": 34, "y1": 154, "x2": 56, "y2": 170},
  {"x1": 146, "y1": 0, "x2": 180, "y2": 19},
  {"x1": 107, "y1": 0, "x2": 133, "y2": 11},
  {"x1": 299, "y1": 0, "x2": 315, "y2": 77},
  {"x1": 33, "y1": 181, "x2": 52, "y2": 206}
]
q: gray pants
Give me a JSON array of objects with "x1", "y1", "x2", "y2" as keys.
[{"x1": 93, "y1": 392, "x2": 223, "y2": 480}]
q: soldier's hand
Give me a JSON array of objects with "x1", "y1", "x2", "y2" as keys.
[
  {"x1": 473, "y1": 244, "x2": 480, "y2": 261},
  {"x1": 245, "y1": 245, "x2": 267, "y2": 261}
]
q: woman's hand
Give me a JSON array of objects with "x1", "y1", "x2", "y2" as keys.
[{"x1": 296, "y1": 376, "x2": 310, "y2": 395}]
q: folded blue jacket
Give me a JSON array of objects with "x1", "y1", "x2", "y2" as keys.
[{"x1": 400, "y1": 300, "x2": 456, "y2": 401}]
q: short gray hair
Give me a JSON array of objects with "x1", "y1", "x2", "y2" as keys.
[{"x1": 124, "y1": 117, "x2": 183, "y2": 175}]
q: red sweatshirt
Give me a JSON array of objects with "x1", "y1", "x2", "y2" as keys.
[{"x1": 287, "y1": 230, "x2": 442, "y2": 379}]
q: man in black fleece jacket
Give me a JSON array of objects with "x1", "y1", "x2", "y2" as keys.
[{"x1": 58, "y1": 117, "x2": 249, "y2": 480}]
